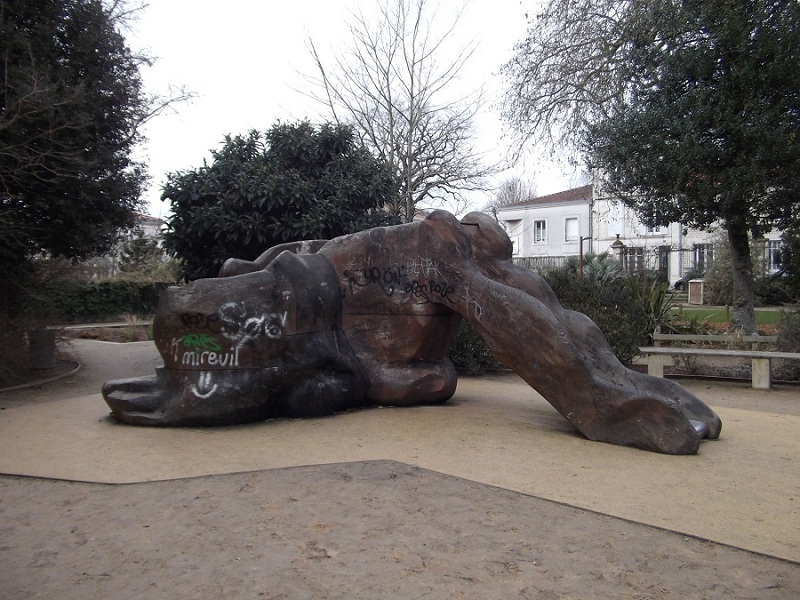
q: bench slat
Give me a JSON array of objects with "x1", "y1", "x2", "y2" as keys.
[
  {"x1": 652, "y1": 333, "x2": 777, "y2": 343},
  {"x1": 638, "y1": 346, "x2": 800, "y2": 390},
  {"x1": 639, "y1": 347, "x2": 800, "y2": 360}
]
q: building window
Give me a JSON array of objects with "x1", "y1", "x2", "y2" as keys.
[
  {"x1": 565, "y1": 217, "x2": 579, "y2": 242},
  {"x1": 622, "y1": 247, "x2": 645, "y2": 272},
  {"x1": 534, "y1": 220, "x2": 547, "y2": 243},
  {"x1": 693, "y1": 244, "x2": 714, "y2": 273},
  {"x1": 765, "y1": 240, "x2": 783, "y2": 274}
]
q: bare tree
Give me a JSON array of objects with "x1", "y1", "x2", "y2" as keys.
[
  {"x1": 484, "y1": 176, "x2": 538, "y2": 213},
  {"x1": 304, "y1": 0, "x2": 495, "y2": 221},
  {"x1": 504, "y1": 0, "x2": 800, "y2": 333},
  {"x1": 501, "y1": 0, "x2": 665, "y2": 156}
]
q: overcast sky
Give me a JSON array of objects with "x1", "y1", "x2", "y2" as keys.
[{"x1": 126, "y1": 0, "x2": 580, "y2": 218}]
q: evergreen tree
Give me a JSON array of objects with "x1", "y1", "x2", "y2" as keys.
[
  {"x1": 162, "y1": 122, "x2": 400, "y2": 280},
  {"x1": 0, "y1": 0, "x2": 150, "y2": 274}
]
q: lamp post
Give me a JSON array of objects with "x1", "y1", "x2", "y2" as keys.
[
  {"x1": 609, "y1": 234, "x2": 626, "y2": 273},
  {"x1": 579, "y1": 236, "x2": 592, "y2": 277}
]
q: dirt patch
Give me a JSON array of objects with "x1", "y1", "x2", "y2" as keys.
[
  {"x1": 2, "y1": 461, "x2": 798, "y2": 599},
  {"x1": 700, "y1": 322, "x2": 781, "y2": 337}
]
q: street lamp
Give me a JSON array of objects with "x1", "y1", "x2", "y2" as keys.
[{"x1": 579, "y1": 236, "x2": 593, "y2": 277}]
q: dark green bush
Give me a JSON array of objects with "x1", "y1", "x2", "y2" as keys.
[
  {"x1": 0, "y1": 268, "x2": 171, "y2": 385},
  {"x1": 448, "y1": 320, "x2": 505, "y2": 375},
  {"x1": 777, "y1": 305, "x2": 800, "y2": 353},
  {"x1": 753, "y1": 277, "x2": 794, "y2": 306},
  {"x1": 776, "y1": 305, "x2": 800, "y2": 381},
  {"x1": 543, "y1": 269, "x2": 650, "y2": 365},
  {"x1": 38, "y1": 280, "x2": 172, "y2": 321}
]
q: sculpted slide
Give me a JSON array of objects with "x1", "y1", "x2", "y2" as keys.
[{"x1": 103, "y1": 211, "x2": 721, "y2": 454}]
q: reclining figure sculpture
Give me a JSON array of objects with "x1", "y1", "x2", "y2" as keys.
[{"x1": 103, "y1": 211, "x2": 722, "y2": 454}]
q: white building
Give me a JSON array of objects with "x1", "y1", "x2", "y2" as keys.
[
  {"x1": 80, "y1": 213, "x2": 166, "y2": 279},
  {"x1": 496, "y1": 181, "x2": 784, "y2": 286},
  {"x1": 498, "y1": 185, "x2": 593, "y2": 261}
]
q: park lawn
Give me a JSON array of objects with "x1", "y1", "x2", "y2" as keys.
[{"x1": 670, "y1": 306, "x2": 783, "y2": 325}]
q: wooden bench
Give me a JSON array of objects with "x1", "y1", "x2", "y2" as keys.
[
  {"x1": 638, "y1": 346, "x2": 800, "y2": 390},
  {"x1": 651, "y1": 332, "x2": 778, "y2": 349}
]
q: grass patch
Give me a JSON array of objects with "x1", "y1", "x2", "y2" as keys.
[{"x1": 669, "y1": 306, "x2": 782, "y2": 324}]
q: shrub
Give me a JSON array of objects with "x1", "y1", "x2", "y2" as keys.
[
  {"x1": 752, "y1": 277, "x2": 794, "y2": 306},
  {"x1": 777, "y1": 305, "x2": 800, "y2": 353},
  {"x1": 448, "y1": 321, "x2": 505, "y2": 375},
  {"x1": 0, "y1": 264, "x2": 170, "y2": 386},
  {"x1": 543, "y1": 269, "x2": 650, "y2": 364},
  {"x1": 30, "y1": 279, "x2": 172, "y2": 322},
  {"x1": 625, "y1": 273, "x2": 677, "y2": 337},
  {"x1": 564, "y1": 252, "x2": 622, "y2": 283},
  {"x1": 776, "y1": 305, "x2": 800, "y2": 381}
]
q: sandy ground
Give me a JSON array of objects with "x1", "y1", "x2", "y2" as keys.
[{"x1": 1, "y1": 339, "x2": 799, "y2": 599}]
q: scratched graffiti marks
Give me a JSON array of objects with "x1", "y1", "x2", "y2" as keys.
[
  {"x1": 405, "y1": 257, "x2": 442, "y2": 278},
  {"x1": 343, "y1": 262, "x2": 454, "y2": 304},
  {"x1": 179, "y1": 312, "x2": 224, "y2": 332}
]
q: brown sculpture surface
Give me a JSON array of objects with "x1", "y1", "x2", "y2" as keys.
[{"x1": 103, "y1": 211, "x2": 722, "y2": 454}]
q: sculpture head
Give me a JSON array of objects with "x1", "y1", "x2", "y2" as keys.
[
  {"x1": 103, "y1": 252, "x2": 368, "y2": 425},
  {"x1": 460, "y1": 211, "x2": 514, "y2": 261}
]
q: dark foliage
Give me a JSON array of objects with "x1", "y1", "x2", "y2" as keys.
[
  {"x1": 0, "y1": 0, "x2": 147, "y2": 274},
  {"x1": 777, "y1": 306, "x2": 800, "y2": 353},
  {"x1": 587, "y1": 0, "x2": 800, "y2": 332},
  {"x1": 162, "y1": 122, "x2": 401, "y2": 280},
  {"x1": 449, "y1": 321, "x2": 505, "y2": 375},
  {"x1": 776, "y1": 305, "x2": 800, "y2": 380},
  {"x1": 779, "y1": 229, "x2": 800, "y2": 301},
  {"x1": 0, "y1": 0, "x2": 153, "y2": 385},
  {"x1": 543, "y1": 269, "x2": 649, "y2": 364},
  {"x1": 36, "y1": 279, "x2": 171, "y2": 321},
  {"x1": 752, "y1": 277, "x2": 794, "y2": 306}
]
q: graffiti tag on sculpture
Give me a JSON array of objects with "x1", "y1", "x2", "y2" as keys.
[
  {"x1": 102, "y1": 212, "x2": 722, "y2": 455},
  {"x1": 161, "y1": 301, "x2": 290, "y2": 370},
  {"x1": 344, "y1": 265, "x2": 455, "y2": 303},
  {"x1": 170, "y1": 338, "x2": 239, "y2": 368}
]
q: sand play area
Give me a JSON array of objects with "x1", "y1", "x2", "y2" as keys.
[{"x1": 1, "y1": 339, "x2": 798, "y2": 598}]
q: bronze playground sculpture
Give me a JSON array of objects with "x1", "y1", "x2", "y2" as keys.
[{"x1": 103, "y1": 211, "x2": 722, "y2": 454}]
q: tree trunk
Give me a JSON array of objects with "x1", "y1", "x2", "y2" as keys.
[{"x1": 727, "y1": 220, "x2": 757, "y2": 334}]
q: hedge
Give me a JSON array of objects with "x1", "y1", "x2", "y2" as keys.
[{"x1": 42, "y1": 280, "x2": 173, "y2": 321}]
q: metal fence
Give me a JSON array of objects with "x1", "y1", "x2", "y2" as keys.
[
  {"x1": 512, "y1": 256, "x2": 571, "y2": 273},
  {"x1": 513, "y1": 241, "x2": 783, "y2": 279}
]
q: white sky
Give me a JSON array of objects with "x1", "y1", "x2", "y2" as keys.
[{"x1": 126, "y1": 0, "x2": 581, "y2": 219}]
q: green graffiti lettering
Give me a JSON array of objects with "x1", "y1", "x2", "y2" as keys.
[{"x1": 181, "y1": 333, "x2": 222, "y2": 352}]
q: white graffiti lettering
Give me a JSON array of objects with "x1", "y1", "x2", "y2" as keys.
[
  {"x1": 191, "y1": 372, "x2": 218, "y2": 399},
  {"x1": 217, "y1": 302, "x2": 288, "y2": 348},
  {"x1": 171, "y1": 338, "x2": 240, "y2": 368}
]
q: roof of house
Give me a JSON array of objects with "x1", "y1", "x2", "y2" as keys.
[
  {"x1": 134, "y1": 213, "x2": 164, "y2": 225},
  {"x1": 498, "y1": 184, "x2": 593, "y2": 210}
]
